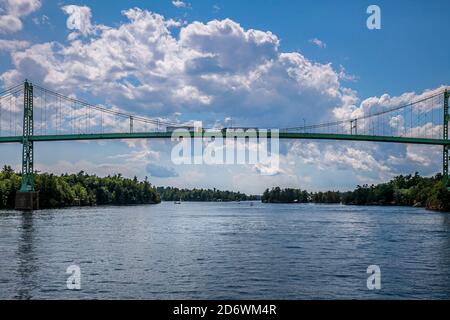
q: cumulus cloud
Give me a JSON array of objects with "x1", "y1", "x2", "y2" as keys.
[
  {"x1": 0, "y1": 0, "x2": 41, "y2": 33},
  {"x1": 290, "y1": 142, "x2": 322, "y2": 166},
  {"x1": 290, "y1": 141, "x2": 390, "y2": 175},
  {"x1": 405, "y1": 145, "x2": 436, "y2": 167},
  {"x1": 287, "y1": 135, "x2": 445, "y2": 186},
  {"x1": 0, "y1": 8, "x2": 356, "y2": 128},
  {"x1": 333, "y1": 86, "x2": 447, "y2": 122},
  {"x1": 324, "y1": 146, "x2": 390, "y2": 173}
]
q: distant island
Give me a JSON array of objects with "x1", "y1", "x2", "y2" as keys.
[
  {"x1": 156, "y1": 186, "x2": 260, "y2": 202},
  {"x1": 262, "y1": 173, "x2": 450, "y2": 212}
]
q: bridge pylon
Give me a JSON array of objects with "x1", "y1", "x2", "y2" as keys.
[
  {"x1": 15, "y1": 80, "x2": 39, "y2": 210},
  {"x1": 444, "y1": 89, "x2": 449, "y2": 190}
]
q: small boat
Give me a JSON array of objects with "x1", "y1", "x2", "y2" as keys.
[{"x1": 174, "y1": 198, "x2": 181, "y2": 204}]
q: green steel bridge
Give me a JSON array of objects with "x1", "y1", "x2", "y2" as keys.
[{"x1": 0, "y1": 81, "x2": 449, "y2": 209}]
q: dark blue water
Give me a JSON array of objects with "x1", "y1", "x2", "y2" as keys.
[{"x1": 0, "y1": 202, "x2": 449, "y2": 299}]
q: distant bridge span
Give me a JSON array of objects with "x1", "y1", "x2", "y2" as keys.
[
  {"x1": 0, "y1": 132, "x2": 449, "y2": 146},
  {"x1": 0, "y1": 81, "x2": 449, "y2": 209}
]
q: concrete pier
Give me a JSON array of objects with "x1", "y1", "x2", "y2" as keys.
[{"x1": 15, "y1": 192, "x2": 39, "y2": 210}]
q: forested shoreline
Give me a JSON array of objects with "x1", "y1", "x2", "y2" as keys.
[
  {"x1": 0, "y1": 166, "x2": 258, "y2": 209},
  {"x1": 1, "y1": 165, "x2": 449, "y2": 212},
  {"x1": 262, "y1": 173, "x2": 450, "y2": 212},
  {"x1": 0, "y1": 166, "x2": 161, "y2": 209},
  {"x1": 156, "y1": 186, "x2": 260, "y2": 202}
]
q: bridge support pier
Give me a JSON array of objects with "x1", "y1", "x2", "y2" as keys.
[
  {"x1": 15, "y1": 80, "x2": 39, "y2": 210},
  {"x1": 15, "y1": 192, "x2": 39, "y2": 210},
  {"x1": 444, "y1": 89, "x2": 449, "y2": 190}
]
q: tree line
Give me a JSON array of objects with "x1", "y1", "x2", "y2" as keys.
[
  {"x1": 262, "y1": 173, "x2": 450, "y2": 212},
  {"x1": 156, "y1": 186, "x2": 260, "y2": 202},
  {"x1": 2, "y1": 166, "x2": 449, "y2": 212},
  {"x1": 0, "y1": 166, "x2": 259, "y2": 209}
]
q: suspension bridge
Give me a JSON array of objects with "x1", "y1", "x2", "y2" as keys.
[{"x1": 0, "y1": 80, "x2": 449, "y2": 209}]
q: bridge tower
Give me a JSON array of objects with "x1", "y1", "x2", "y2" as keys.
[
  {"x1": 444, "y1": 89, "x2": 449, "y2": 190},
  {"x1": 15, "y1": 80, "x2": 39, "y2": 210}
]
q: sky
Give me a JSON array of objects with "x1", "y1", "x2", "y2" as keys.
[{"x1": 0, "y1": 0, "x2": 449, "y2": 193}]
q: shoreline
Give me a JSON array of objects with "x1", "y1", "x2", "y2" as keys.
[{"x1": 1, "y1": 201, "x2": 447, "y2": 213}]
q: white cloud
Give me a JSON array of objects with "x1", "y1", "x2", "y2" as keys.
[
  {"x1": 405, "y1": 145, "x2": 436, "y2": 167},
  {"x1": 4, "y1": 0, "x2": 40, "y2": 16},
  {"x1": 387, "y1": 144, "x2": 441, "y2": 174},
  {"x1": 0, "y1": 39, "x2": 30, "y2": 51},
  {"x1": 36, "y1": 159, "x2": 143, "y2": 179},
  {"x1": 252, "y1": 163, "x2": 283, "y2": 176},
  {"x1": 389, "y1": 114, "x2": 404, "y2": 130},
  {"x1": 338, "y1": 65, "x2": 358, "y2": 82},
  {"x1": 172, "y1": 0, "x2": 188, "y2": 8},
  {"x1": 290, "y1": 141, "x2": 390, "y2": 175},
  {"x1": 0, "y1": 14, "x2": 22, "y2": 33},
  {"x1": 324, "y1": 146, "x2": 390, "y2": 173},
  {"x1": 0, "y1": 0, "x2": 41, "y2": 33},
  {"x1": 290, "y1": 142, "x2": 322, "y2": 166},
  {"x1": 1, "y1": 9, "x2": 356, "y2": 129},
  {"x1": 309, "y1": 37, "x2": 326, "y2": 48},
  {"x1": 32, "y1": 14, "x2": 48, "y2": 25},
  {"x1": 333, "y1": 86, "x2": 447, "y2": 122},
  {"x1": 330, "y1": 86, "x2": 447, "y2": 143}
]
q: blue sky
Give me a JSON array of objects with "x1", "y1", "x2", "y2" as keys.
[
  {"x1": 5, "y1": 0, "x2": 449, "y2": 97},
  {"x1": 0, "y1": 0, "x2": 449, "y2": 193}
]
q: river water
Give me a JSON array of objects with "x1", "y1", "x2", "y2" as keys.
[{"x1": 0, "y1": 202, "x2": 449, "y2": 299}]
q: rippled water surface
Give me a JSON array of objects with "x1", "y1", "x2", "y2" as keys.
[{"x1": 0, "y1": 202, "x2": 449, "y2": 299}]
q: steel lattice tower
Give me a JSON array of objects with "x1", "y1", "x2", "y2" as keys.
[
  {"x1": 20, "y1": 80, "x2": 35, "y2": 192},
  {"x1": 444, "y1": 89, "x2": 449, "y2": 189}
]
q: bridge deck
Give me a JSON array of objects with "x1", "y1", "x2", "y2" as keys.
[{"x1": 0, "y1": 132, "x2": 448, "y2": 145}]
